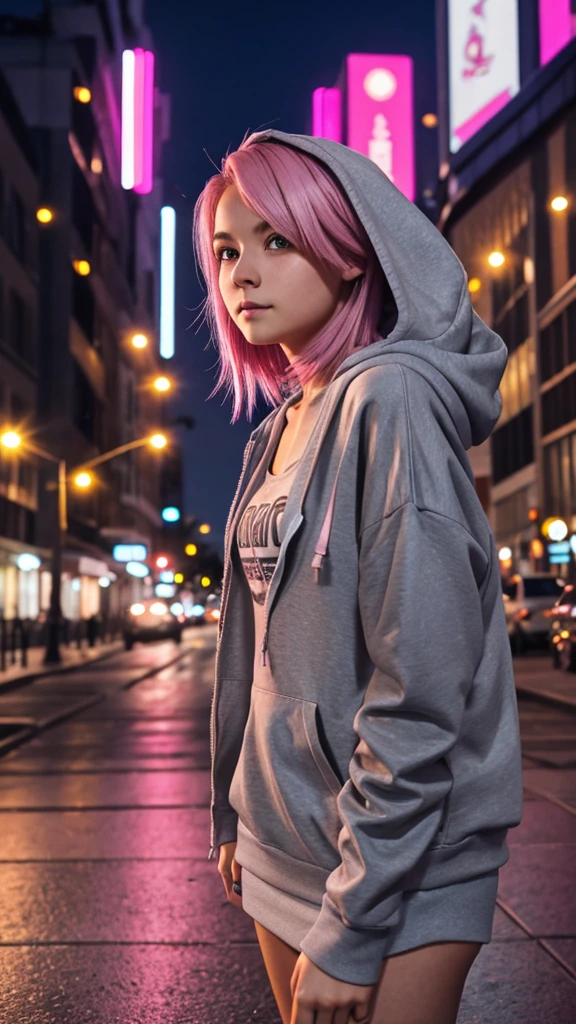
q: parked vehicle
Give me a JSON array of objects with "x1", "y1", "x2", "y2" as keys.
[
  {"x1": 502, "y1": 573, "x2": 566, "y2": 654},
  {"x1": 548, "y1": 583, "x2": 576, "y2": 671},
  {"x1": 123, "y1": 598, "x2": 184, "y2": 650}
]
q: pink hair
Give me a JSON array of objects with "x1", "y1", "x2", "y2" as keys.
[{"x1": 192, "y1": 132, "x2": 389, "y2": 423}]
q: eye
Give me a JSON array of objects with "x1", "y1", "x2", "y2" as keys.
[{"x1": 214, "y1": 234, "x2": 292, "y2": 262}]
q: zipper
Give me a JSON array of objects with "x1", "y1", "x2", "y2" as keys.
[
  {"x1": 259, "y1": 512, "x2": 304, "y2": 667},
  {"x1": 208, "y1": 437, "x2": 256, "y2": 860}
]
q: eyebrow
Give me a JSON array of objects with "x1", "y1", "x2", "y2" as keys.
[{"x1": 213, "y1": 219, "x2": 273, "y2": 243}]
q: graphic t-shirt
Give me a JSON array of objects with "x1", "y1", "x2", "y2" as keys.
[{"x1": 235, "y1": 389, "x2": 326, "y2": 677}]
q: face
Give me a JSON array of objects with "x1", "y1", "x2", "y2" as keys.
[{"x1": 213, "y1": 185, "x2": 362, "y2": 365}]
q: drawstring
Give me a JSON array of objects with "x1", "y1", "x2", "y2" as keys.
[{"x1": 311, "y1": 466, "x2": 341, "y2": 583}]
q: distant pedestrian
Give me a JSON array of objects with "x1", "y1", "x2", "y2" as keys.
[{"x1": 194, "y1": 129, "x2": 523, "y2": 1024}]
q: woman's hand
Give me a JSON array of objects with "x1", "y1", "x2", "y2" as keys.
[
  {"x1": 217, "y1": 841, "x2": 243, "y2": 909},
  {"x1": 290, "y1": 952, "x2": 375, "y2": 1023}
]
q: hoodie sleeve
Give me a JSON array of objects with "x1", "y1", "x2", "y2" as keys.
[{"x1": 298, "y1": 499, "x2": 489, "y2": 985}]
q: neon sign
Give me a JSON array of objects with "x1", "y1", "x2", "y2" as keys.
[{"x1": 121, "y1": 48, "x2": 155, "y2": 193}]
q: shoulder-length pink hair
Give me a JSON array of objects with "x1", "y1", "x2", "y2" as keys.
[{"x1": 192, "y1": 132, "x2": 390, "y2": 423}]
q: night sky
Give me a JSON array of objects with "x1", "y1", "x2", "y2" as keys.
[{"x1": 2, "y1": 0, "x2": 438, "y2": 555}]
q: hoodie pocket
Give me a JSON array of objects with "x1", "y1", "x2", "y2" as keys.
[{"x1": 228, "y1": 685, "x2": 343, "y2": 868}]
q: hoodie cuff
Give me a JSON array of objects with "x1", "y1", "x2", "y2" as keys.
[
  {"x1": 299, "y1": 893, "x2": 397, "y2": 986},
  {"x1": 212, "y1": 807, "x2": 238, "y2": 847}
]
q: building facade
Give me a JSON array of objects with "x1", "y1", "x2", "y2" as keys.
[
  {"x1": 437, "y1": 2, "x2": 576, "y2": 577},
  {"x1": 0, "y1": 0, "x2": 178, "y2": 621}
]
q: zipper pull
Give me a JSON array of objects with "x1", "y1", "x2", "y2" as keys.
[
  {"x1": 208, "y1": 844, "x2": 216, "y2": 861},
  {"x1": 260, "y1": 636, "x2": 268, "y2": 667}
]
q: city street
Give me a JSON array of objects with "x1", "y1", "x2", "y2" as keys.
[{"x1": 0, "y1": 632, "x2": 573, "y2": 1023}]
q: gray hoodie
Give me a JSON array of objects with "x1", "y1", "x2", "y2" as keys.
[{"x1": 208, "y1": 129, "x2": 523, "y2": 985}]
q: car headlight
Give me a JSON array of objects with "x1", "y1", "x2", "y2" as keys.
[
  {"x1": 150, "y1": 602, "x2": 168, "y2": 616},
  {"x1": 130, "y1": 603, "x2": 146, "y2": 616}
]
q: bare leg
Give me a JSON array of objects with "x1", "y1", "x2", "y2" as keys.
[
  {"x1": 369, "y1": 941, "x2": 482, "y2": 1024},
  {"x1": 253, "y1": 919, "x2": 299, "y2": 1024},
  {"x1": 253, "y1": 919, "x2": 481, "y2": 1024}
]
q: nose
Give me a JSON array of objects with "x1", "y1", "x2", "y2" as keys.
[{"x1": 230, "y1": 250, "x2": 261, "y2": 288}]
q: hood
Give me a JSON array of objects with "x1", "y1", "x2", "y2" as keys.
[{"x1": 246, "y1": 129, "x2": 507, "y2": 452}]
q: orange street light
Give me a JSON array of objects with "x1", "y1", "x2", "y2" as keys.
[
  {"x1": 154, "y1": 376, "x2": 171, "y2": 392},
  {"x1": 131, "y1": 333, "x2": 149, "y2": 349}
]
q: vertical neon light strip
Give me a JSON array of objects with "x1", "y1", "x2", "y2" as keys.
[
  {"x1": 160, "y1": 206, "x2": 175, "y2": 359},
  {"x1": 312, "y1": 88, "x2": 324, "y2": 136},
  {"x1": 121, "y1": 49, "x2": 135, "y2": 189},
  {"x1": 312, "y1": 87, "x2": 343, "y2": 141},
  {"x1": 133, "y1": 49, "x2": 145, "y2": 189}
]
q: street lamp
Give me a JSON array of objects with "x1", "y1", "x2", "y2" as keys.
[{"x1": 0, "y1": 430, "x2": 168, "y2": 664}]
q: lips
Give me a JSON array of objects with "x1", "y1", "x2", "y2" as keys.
[{"x1": 238, "y1": 302, "x2": 270, "y2": 312}]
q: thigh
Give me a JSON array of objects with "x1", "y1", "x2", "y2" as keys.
[
  {"x1": 369, "y1": 941, "x2": 482, "y2": 1024},
  {"x1": 253, "y1": 919, "x2": 300, "y2": 1024}
]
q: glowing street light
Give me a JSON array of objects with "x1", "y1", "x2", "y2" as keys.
[
  {"x1": 131, "y1": 332, "x2": 149, "y2": 349},
  {"x1": 199, "y1": 523, "x2": 211, "y2": 535},
  {"x1": 551, "y1": 196, "x2": 569, "y2": 212},
  {"x1": 185, "y1": 543, "x2": 197, "y2": 556},
  {"x1": 73, "y1": 86, "x2": 92, "y2": 103},
  {"x1": 36, "y1": 207, "x2": 54, "y2": 224},
  {"x1": 74, "y1": 471, "x2": 93, "y2": 488},
  {"x1": 421, "y1": 113, "x2": 438, "y2": 128},
  {"x1": 150, "y1": 433, "x2": 167, "y2": 449},
  {"x1": 154, "y1": 376, "x2": 171, "y2": 392},
  {"x1": 73, "y1": 259, "x2": 91, "y2": 276},
  {"x1": 0, "y1": 430, "x2": 21, "y2": 449},
  {"x1": 488, "y1": 251, "x2": 505, "y2": 268}
]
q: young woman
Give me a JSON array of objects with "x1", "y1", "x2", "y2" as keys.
[{"x1": 193, "y1": 128, "x2": 523, "y2": 1024}]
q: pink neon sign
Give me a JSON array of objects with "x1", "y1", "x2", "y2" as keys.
[
  {"x1": 346, "y1": 54, "x2": 414, "y2": 202},
  {"x1": 539, "y1": 0, "x2": 575, "y2": 66},
  {"x1": 121, "y1": 48, "x2": 154, "y2": 194},
  {"x1": 312, "y1": 87, "x2": 342, "y2": 142}
]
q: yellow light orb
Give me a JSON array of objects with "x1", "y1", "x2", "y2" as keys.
[
  {"x1": 154, "y1": 376, "x2": 171, "y2": 392},
  {"x1": 421, "y1": 113, "x2": 438, "y2": 128},
  {"x1": 468, "y1": 277, "x2": 481, "y2": 293},
  {"x1": 185, "y1": 543, "x2": 197, "y2": 556},
  {"x1": 199, "y1": 523, "x2": 211, "y2": 534},
  {"x1": 131, "y1": 333, "x2": 148, "y2": 349},
  {"x1": 174, "y1": 573, "x2": 184, "y2": 584},
  {"x1": 91, "y1": 156, "x2": 103, "y2": 174},
  {"x1": 74, "y1": 471, "x2": 92, "y2": 488},
  {"x1": 0, "y1": 430, "x2": 21, "y2": 449},
  {"x1": 551, "y1": 196, "x2": 569, "y2": 212},
  {"x1": 488, "y1": 251, "x2": 505, "y2": 268},
  {"x1": 73, "y1": 259, "x2": 91, "y2": 276},
  {"x1": 73, "y1": 86, "x2": 92, "y2": 103},
  {"x1": 36, "y1": 207, "x2": 53, "y2": 224},
  {"x1": 150, "y1": 433, "x2": 167, "y2": 449},
  {"x1": 201, "y1": 576, "x2": 211, "y2": 587}
]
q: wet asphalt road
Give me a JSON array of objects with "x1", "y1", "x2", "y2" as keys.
[{"x1": 0, "y1": 638, "x2": 574, "y2": 1023}]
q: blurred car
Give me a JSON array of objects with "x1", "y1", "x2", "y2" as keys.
[
  {"x1": 123, "y1": 598, "x2": 184, "y2": 650},
  {"x1": 548, "y1": 583, "x2": 576, "y2": 671},
  {"x1": 502, "y1": 573, "x2": 566, "y2": 654},
  {"x1": 203, "y1": 592, "x2": 221, "y2": 624}
]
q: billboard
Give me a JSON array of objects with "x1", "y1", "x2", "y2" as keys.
[
  {"x1": 346, "y1": 54, "x2": 414, "y2": 202},
  {"x1": 448, "y1": 0, "x2": 520, "y2": 153},
  {"x1": 539, "y1": 0, "x2": 576, "y2": 66}
]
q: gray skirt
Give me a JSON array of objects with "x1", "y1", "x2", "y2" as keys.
[{"x1": 240, "y1": 864, "x2": 499, "y2": 957}]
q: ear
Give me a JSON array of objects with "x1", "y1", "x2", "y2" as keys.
[{"x1": 342, "y1": 265, "x2": 364, "y2": 282}]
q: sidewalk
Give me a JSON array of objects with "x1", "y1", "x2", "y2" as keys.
[{"x1": 0, "y1": 637, "x2": 125, "y2": 694}]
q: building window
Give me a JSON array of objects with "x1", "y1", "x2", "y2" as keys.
[
  {"x1": 72, "y1": 269, "x2": 94, "y2": 343},
  {"x1": 7, "y1": 187, "x2": 27, "y2": 265},
  {"x1": 541, "y1": 370, "x2": 576, "y2": 437},
  {"x1": 9, "y1": 288, "x2": 26, "y2": 356},
  {"x1": 543, "y1": 431, "x2": 576, "y2": 521},
  {"x1": 491, "y1": 406, "x2": 534, "y2": 484},
  {"x1": 72, "y1": 362, "x2": 95, "y2": 441}
]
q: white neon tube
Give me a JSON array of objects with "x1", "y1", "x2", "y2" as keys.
[
  {"x1": 160, "y1": 206, "x2": 175, "y2": 359},
  {"x1": 121, "y1": 49, "x2": 135, "y2": 190}
]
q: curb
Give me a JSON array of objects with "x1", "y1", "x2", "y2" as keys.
[
  {"x1": 515, "y1": 684, "x2": 576, "y2": 713},
  {"x1": 0, "y1": 642, "x2": 126, "y2": 696}
]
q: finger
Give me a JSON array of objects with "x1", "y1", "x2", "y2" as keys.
[{"x1": 349, "y1": 1002, "x2": 372, "y2": 1024}]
